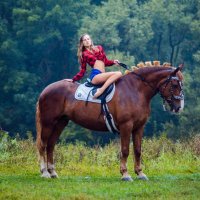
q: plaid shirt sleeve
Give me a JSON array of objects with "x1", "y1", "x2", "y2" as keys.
[{"x1": 72, "y1": 56, "x2": 87, "y2": 82}]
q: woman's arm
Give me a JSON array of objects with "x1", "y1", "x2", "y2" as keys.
[{"x1": 72, "y1": 57, "x2": 87, "y2": 82}]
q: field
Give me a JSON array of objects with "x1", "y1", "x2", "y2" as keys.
[{"x1": 0, "y1": 132, "x2": 200, "y2": 199}]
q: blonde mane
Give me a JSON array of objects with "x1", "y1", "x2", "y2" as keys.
[{"x1": 124, "y1": 61, "x2": 183, "y2": 81}]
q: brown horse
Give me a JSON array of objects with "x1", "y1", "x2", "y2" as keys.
[{"x1": 36, "y1": 64, "x2": 184, "y2": 181}]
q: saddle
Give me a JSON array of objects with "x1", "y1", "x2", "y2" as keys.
[
  {"x1": 75, "y1": 79, "x2": 115, "y2": 103},
  {"x1": 75, "y1": 80, "x2": 119, "y2": 134}
]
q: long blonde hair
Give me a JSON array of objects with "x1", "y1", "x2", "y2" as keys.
[{"x1": 77, "y1": 33, "x2": 94, "y2": 63}]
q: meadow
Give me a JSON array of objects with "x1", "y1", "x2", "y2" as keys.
[{"x1": 0, "y1": 132, "x2": 200, "y2": 200}]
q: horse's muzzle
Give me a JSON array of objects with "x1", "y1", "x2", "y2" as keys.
[{"x1": 171, "y1": 100, "x2": 184, "y2": 113}]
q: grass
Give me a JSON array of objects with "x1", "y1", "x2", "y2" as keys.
[
  {"x1": 0, "y1": 172, "x2": 199, "y2": 199},
  {"x1": 0, "y1": 132, "x2": 200, "y2": 199}
]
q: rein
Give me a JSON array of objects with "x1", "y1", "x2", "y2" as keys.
[
  {"x1": 131, "y1": 71, "x2": 155, "y2": 90},
  {"x1": 119, "y1": 62, "x2": 156, "y2": 91}
]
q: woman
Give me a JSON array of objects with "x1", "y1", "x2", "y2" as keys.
[{"x1": 66, "y1": 34, "x2": 122, "y2": 98}]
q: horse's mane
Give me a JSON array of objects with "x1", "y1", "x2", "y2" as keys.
[
  {"x1": 125, "y1": 62, "x2": 183, "y2": 80},
  {"x1": 134, "y1": 65, "x2": 172, "y2": 74}
]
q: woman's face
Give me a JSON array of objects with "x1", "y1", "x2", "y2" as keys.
[{"x1": 82, "y1": 35, "x2": 92, "y2": 48}]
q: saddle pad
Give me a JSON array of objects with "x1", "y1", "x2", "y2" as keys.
[{"x1": 75, "y1": 82, "x2": 115, "y2": 103}]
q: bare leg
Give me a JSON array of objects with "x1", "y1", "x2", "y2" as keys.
[
  {"x1": 47, "y1": 117, "x2": 68, "y2": 178},
  {"x1": 132, "y1": 127, "x2": 148, "y2": 180},
  {"x1": 119, "y1": 121, "x2": 133, "y2": 181},
  {"x1": 92, "y1": 71, "x2": 122, "y2": 98}
]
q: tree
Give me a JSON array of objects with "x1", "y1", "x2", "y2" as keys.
[
  {"x1": 0, "y1": 0, "x2": 92, "y2": 135},
  {"x1": 0, "y1": 0, "x2": 199, "y2": 141}
]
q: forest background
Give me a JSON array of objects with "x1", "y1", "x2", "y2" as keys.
[{"x1": 0, "y1": 0, "x2": 199, "y2": 145}]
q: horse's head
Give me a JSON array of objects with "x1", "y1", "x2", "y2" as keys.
[{"x1": 158, "y1": 64, "x2": 184, "y2": 113}]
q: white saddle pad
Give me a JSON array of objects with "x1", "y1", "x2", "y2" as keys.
[{"x1": 75, "y1": 82, "x2": 115, "y2": 103}]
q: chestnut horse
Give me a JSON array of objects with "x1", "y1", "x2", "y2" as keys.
[{"x1": 36, "y1": 65, "x2": 184, "y2": 181}]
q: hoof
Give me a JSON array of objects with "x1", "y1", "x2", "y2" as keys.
[
  {"x1": 137, "y1": 173, "x2": 149, "y2": 181},
  {"x1": 121, "y1": 175, "x2": 133, "y2": 182},
  {"x1": 41, "y1": 170, "x2": 51, "y2": 178},
  {"x1": 51, "y1": 174, "x2": 58, "y2": 178},
  {"x1": 50, "y1": 171, "x2": 58, "y2": 178}
]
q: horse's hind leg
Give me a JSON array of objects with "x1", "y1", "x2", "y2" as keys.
[
  {"x1": 37, "y1": 126, "x2": 53, "y2": 178},
  {"x1": 46, "y1": 116, "x2": 68, "y2": 178},
  {"x1": 132, "y1": 126, "x2": 148, "y2": 180},
  {"x1": 36, "y1": 101, "x2": 54, "y2": 178}
]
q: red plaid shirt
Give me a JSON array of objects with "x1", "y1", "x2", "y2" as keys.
[{"x1": 72, "y1": 45, "x2": 115, "y2": 81}]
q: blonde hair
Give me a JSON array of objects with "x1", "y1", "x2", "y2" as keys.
[{"x1": 77, "y1": 33, "x2": 94, "y2": 63}]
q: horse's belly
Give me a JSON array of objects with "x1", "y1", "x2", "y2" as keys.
[
  {"x1": 71, "y1": 118, "x2": 108, "y2": 132},
  {"x1": 64, "y1": 100, "x2": 113, "y2": 132}
]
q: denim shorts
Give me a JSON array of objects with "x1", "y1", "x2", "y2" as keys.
[{"x1": 89, "y1": 68, "x2": 102, "y2": 81}]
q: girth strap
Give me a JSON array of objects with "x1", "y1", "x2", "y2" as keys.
[
  {"x1": 102, "y1": 103, "x2": 119, "y2": 134},
  {"x1": 83, "y1": 80, "x2": 118, "y2": 134}
]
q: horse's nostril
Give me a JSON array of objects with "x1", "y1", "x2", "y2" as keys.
[{"x1": 176, "y1": 106, "x2": 181, "y2": 112}]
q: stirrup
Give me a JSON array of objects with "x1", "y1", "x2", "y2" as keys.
[{"x1": 87, "y1": 78, "x2": 91, "y2": 83}]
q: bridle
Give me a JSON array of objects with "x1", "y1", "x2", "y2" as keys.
[
  {"x1": 158, "y1": 75, "x2": 184, "y2": 111},
  {"x1": 132, "y1": 72, "x2": 184, "y2": 111},
  {"x1": 118, "y1": 62, "x2": 184, "y2": 112}
]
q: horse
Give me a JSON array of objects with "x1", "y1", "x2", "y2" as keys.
[{"x1": 36, "y1": 64, "x2": 184, "y2": 181}]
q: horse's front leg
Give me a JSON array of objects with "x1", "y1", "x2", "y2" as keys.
[
  {"x1": 132, "y1": 126, "x2": 148, "y2": 180},
  {"x1": 119, "y1": 122, "x2": 133, "y2": 181}
]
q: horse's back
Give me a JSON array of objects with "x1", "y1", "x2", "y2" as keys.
[{"x1": 39, "y1": 80, "x2": 78, "y2": 100}]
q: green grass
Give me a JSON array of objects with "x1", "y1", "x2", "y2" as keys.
[
  {"x1": 0, "y1": 133, "x2": 200, "y2": 199},
  {"x1": 0, "y1": 172, "x2": 200, "y2": 200}
]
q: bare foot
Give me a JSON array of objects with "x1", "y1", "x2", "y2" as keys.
[{"x1": 93, "y1": 89, "x2": 103, "y2": 99}]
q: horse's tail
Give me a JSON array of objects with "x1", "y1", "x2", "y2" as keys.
[{"x1": 36, "y1": 101, "x2": 43, "y2": 153}]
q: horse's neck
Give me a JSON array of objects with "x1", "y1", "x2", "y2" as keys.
[
  {"x1": 143, "y1": 68, "x2": 172, "y2": 86},
  {"x1": 132, "y1": 67, "x2": 172, "y2": 97}
]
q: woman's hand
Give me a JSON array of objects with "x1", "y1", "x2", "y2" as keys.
[
  {"x1": 65, "y1": 79, "x2": 73, "y2": 82},
  {"x1": 114, "y1": 60, "x2": 120, "y2": 65}
]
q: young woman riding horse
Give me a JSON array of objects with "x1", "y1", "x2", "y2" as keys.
[
  {"x1": 65, "y1": 33, "x2": 122, "y2": 98},
  {"x1": 36, "y1": 60, "x2": 184, "y2": 181}
]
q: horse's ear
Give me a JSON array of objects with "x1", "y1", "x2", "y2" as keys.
[
  {"x1": 171, "y1": 63, "x2": 184, "y2": 76},
  {"x1": 177, "y1": 63, "x2": 184, "y2": 71}
]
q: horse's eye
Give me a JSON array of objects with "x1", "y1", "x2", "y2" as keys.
[{"x1": 172, "y1": 84, "x2": 179, "y2": 88}]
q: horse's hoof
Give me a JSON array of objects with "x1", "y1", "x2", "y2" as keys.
[
  {"x1": 51, "y1": 174, "x2": 58, "y2": 178},
  {"x1": 121, "y1": 176, "x2": 133, "y2": 182},
  {"x1": 138, "y1": 174, "x2": 149, "y2": 181},
  {"x1": 50, "y1": 171, "x2": 58, "y2": 178},
  {"x1": 41, "y1": 171, "x2": 51, "y2": 178}
]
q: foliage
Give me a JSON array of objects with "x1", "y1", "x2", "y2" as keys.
[
  {"x1": 0, "y1": 0, "x2": 200, "y2": 142},
  {"x1": 0, "y1": 132, "x2": 199, "y2": 174}
]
